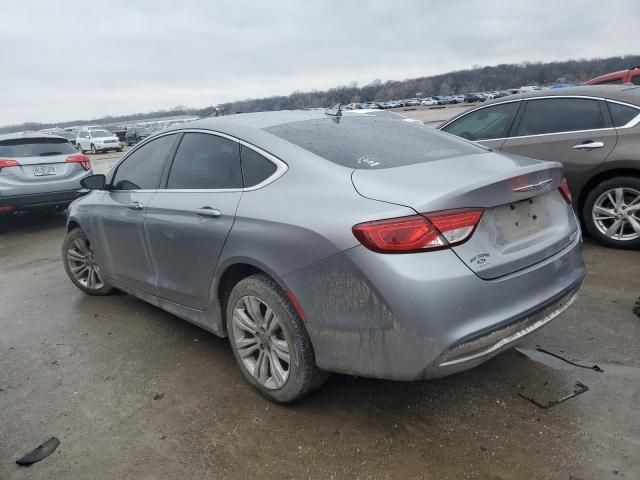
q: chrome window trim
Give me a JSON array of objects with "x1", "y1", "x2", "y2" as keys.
[
  {"x1": 443, "y1": 94, "x2": 640, "y2": 143},
  {"x1": 111, "y1": 128, "x2": 288, "y2": 193}
]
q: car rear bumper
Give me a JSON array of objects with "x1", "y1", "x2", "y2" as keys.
[
  {"x1": 0, "y1": 190, "x2": 82, "y2": 211},
  {"x1": 283, "y1": 231, "x2": 585, "y2": 381}
]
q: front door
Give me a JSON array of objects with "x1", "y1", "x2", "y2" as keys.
[
  {"x1": 500, "y1": 98, "x2": 617, "y2": 193},
  {"x1": 144, "y1": 132, "x2": 243, "y2": 309},
  {"x1": 91, "y1": 133, "x2": 178, "y2": 292}
]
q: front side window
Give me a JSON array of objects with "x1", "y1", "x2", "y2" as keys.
[
  {"x1": 607, "y1": 102, "x2": 640, "y2": 127},
  {"x1": 112, "y1": 134, "x2": 176, "y2": 190},
  {"x1": 516, "y1": 98, "x2": 607, "y2": 136},
  {"x1": 167, "y1": 133, "x2": 242, "y2": 189},
  {"x1": 442, "y1": 102, "x2": 520, "y2": 141},
  {"x1": 240, "y1": 145, "x2": 277, "y2": 187}
]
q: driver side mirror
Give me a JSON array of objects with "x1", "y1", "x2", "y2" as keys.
[{"x1": 80, "y1": 174, "x2": 106, "y2": 190}]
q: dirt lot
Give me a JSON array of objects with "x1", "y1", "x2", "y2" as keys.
[
  {"x1": 0, "y1": 214, "x2": 639, "y2": 480},
  {"x1": 1, "y1": 113, "x2": 639, "y2": 479}
]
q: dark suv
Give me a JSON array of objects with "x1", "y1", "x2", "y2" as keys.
[
  {"x1": 440, "y1": 85, "x2": 640, "y2": 249},
  {"x1": 124, "y1": 127, "x2": 152, "y2": 146}
]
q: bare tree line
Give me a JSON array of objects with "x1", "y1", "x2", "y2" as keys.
[{"x1": 2, "y1": 55, "x2": 638, "y2": 134}]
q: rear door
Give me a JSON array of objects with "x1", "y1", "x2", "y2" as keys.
[
  {"x1": 500, "y1": 97, "x2": 617, "y2": 193},
  {"x1": 144, "y1": 132, "x2": 243, "y2": 309},
  {"x1": 440, "y1": 101, "x2": 521, "y2": 150},
  {"x1": 91, "y1": 134, "x2": 178, "y2": 292}
]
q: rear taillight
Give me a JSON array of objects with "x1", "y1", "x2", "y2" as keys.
[
  {"x1": 66, "y1": 154, "x2": 91, "y2": 171},
  {"x1": 353, "y1": 208, "x2": 483, "y2": 253},
  {"x1": 558, "y1": 178, "x2": 572, "y2": 204},
  {"x1": 0, "y1": 159, "x2": 20, "y2": 172}
]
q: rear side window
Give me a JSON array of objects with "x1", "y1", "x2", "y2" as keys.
[
  {"x1": 240, "y1": 145, "x2": 277, "y2": 187},
  {"x1": 517, "y1": 98, "x2": 607, "y2": 136},
  {"x1": 112, "y1": 134, "x2": 176, "y2": 190},
  {"x1": 266, "y1": 116, "x2": 485, "y2": 169},
  {"x1": 167, "y1": 133, "x2": 242, "y2": 189},
  {"x1": 0, "y1": 137, "x2": 77, "y2": 157},
  {"x1": 607, "y1": 102, "x2": 640, "y2": 127},
  {"x1": 442, "y1": 102, "x2": 520, "y2": 141}
]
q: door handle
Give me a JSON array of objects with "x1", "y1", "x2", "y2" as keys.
[
  {"x1": 127, "y1": 201, "x2": 144, "y2": 211},
  {"x1": 572, "y1": 141, "x2": 604, "y2": 150},
  {"x1": 195, "y1": 206, "x2": 221, "y2": 218}
]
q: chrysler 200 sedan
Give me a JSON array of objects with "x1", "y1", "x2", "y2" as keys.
[{"x1": 62, "y1": 110, "x2": 585, "y2": 403}]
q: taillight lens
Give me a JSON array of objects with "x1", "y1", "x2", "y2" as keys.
[
  {"x1": 66, "y1": 154, "x2": 91, "y2": 171},
  {"x1": 0, "y1": 159, "x2": 20, "y2": 172},
  {"x1": 558, "y1": 178, "x2": 572, "y2": 204},
  {"x1": 353, "y1": 208, "x2": 483, "y2": 253}
]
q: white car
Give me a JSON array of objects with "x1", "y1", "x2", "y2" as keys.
[
  {"x1": 76, "y1": 129, "x2": 122, "y2": 154},
  {"x1": 452, "y1": 95, "x2": 465, "y2": 103},
  {"x1": 420, "y1": 98, "x2": 437, "y2": 106}
]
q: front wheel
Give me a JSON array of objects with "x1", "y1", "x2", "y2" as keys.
[
  {"x1": 62, "y1": 228, "x2": 113, "y2": 295},
  {"x1": 226, "y1": 274, "x2": 327, "y2": 403},
  {"x1": 90, "y1": 144, "x2": 97, "y2": 154},
  {"x1": 582, "y1": 176, "x2": 640, "y2": 249}
]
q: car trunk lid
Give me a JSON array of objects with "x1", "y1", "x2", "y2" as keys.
[{"x1": 351, "y1": 152, "x2": 579, "y2": 279}]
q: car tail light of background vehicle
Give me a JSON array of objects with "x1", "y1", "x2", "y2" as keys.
[
  {"x1": 65, "y1": 154, "x2": 91, "y2": 171},
  {"x1": 558, "y1": 178, "x2": 572, "y2": 204},
  {"x1": 0, "y1": 159, "x2": 20, "y2": 173},
  {"x1": 352, "y1": 208, "x2": 484, "y2": 253}
]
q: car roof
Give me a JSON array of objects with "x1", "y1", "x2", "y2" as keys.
[
  {"x1": 486, "y1": 85, "x2": 640, "y2": 105},
  {"x1": 0, "y1": 132, "x2": 67, "y2": 142}
]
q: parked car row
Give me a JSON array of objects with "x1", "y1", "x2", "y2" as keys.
[{"x1": 344, "y1": 91, "x2": 517, "y2": 111}]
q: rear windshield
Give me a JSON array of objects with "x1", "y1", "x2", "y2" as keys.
[
  {"x1": 265, "y1": 116, "x2": 485, "y2": 169},
  {"x1": 0, "y1": 137, "x2": 77, "y2": 157},
  {"x1": 90, "y1": 130, "x2": 113, "y2": 137}
]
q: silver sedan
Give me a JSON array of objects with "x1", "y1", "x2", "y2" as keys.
[{"x1": 62, "y1": 110, "x2": 585, "y2": 402}]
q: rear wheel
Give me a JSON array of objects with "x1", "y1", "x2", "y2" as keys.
[
  {"x1": 582, "y1": 176, "x2": 640, "y2": 249},
  {"x1": 62, "y1": 228, "x2": 113, "y2": 295},
  {"x1": 226, "y1": 274, "x2": 326, "y2": 403}
]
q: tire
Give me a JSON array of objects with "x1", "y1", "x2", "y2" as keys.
[
  {"x1": 90, "y1": 144, "x2": 97, "y2": 154},
  {"x1": 62, "y1": 228, "x2": 114, "y2": 295},
  {"x1": 116, "y1": 148, "x2": 122, "y2": 152},
  {"x1": 582, "y1": 176, "x2": 640, "y2": 250},
  {"x1": 225, "y1": 274, "x2": 326, "y2": 403},
  {"x1": 77, "y1": 144, "x2": 84, "y2": 154}
]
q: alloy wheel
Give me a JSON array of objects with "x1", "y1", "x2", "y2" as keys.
[
  {"x1": 66, "y1": 236, "x2": 105, "y2": 290},
  {"x1": 232, "y1": 295, "x2": 290, "y2": 389},
  {"x1": 592, "y1": 187, "x2": 640, "y2": 241}
]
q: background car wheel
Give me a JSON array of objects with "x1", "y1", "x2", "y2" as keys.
[
  {"x1": 226, "y1": 273, "x2": 326, "y2": 403},
  {"x1": 90, "y1": 144, "x2": 97, "y2": 154},
  {"x1": 582, "y1": 176, "x2": 640, "y2": 249},
  {"x1": 62, "y1": 228, "x2": 113, "y2": 295},
  {"x1": 77, "y1": 145, "x2": 84, "y2": 153},
  {"x1": 116, "y1": 148, "x2": 122, "y2": 152}
]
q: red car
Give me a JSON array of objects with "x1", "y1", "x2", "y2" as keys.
[{"x1": 586, "y1": 66, "x2": 640, "y2": 86}]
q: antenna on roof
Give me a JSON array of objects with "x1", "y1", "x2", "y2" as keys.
[{"x1": 325, "y1": 103, "x2": 342, "y2": 117}]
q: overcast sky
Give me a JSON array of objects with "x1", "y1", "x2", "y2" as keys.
[{"x1": 1, "y1": 0, "x2": 637, "y2": 125}]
